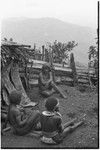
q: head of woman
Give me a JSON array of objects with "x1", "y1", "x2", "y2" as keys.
[
  {"x1": 9, "y1": 91, "x2": 21, "y2": 105},
  {"x1": 42, "y1": 63, "x2": 51, "y2": 74},
  {"x1": 45, "y1": 97, "x2": 59, "y2": 112}
]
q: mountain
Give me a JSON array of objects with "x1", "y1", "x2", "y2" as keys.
[{"x1": 1, "y1": 17, "x2": 96, "y2": 65}]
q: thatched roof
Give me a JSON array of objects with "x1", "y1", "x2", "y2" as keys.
[{"x1": 1, "y1": 40, "x2": 35, "y2": 62}]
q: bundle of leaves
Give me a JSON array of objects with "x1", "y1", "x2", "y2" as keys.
[
  {"x1": 88, "y1": 35, "x2": 98, "y2": 79},
  {"x1": 1, "y1": 40, "x2": 35, "y2": 71}
]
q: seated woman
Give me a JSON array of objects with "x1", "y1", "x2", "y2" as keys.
[
  {"x1": 8, "y1": 91, "x2": 41, "y2": 135},
  {"x1": 40, "y1": 97, "x2": 84, "y2": 144},
  {"x1": 38, "y1": 63, "x2": 66, "y2": 98}
]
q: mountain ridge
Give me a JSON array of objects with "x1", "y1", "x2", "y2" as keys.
[{"x1": 1, "y1": 17, "x2": 96, "y2": 65}]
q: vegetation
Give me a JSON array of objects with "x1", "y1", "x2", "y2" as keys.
[
  {"x1": 50, "y1": 40, "x2": 78, "y2": 64},
  {"x1": 88, "y1": 36, "x2": 98, "y2": 78},
  {"x1": 1, "y1": 38, "x2": 34, "y2": 106},
  {"x1": 1, "y1": 38, "x2": 34, "y2": 72},
  {"x1": 70, "y1": 53, "x2": 78, "y2": 86}
]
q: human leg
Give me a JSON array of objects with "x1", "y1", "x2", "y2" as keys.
[
  {"x1": 41, "y1": 89, "x2": 54, "y2": 97},
  {"x1": 62, "y1": 118, "x2": 77, "y2": 129},
  {"x1": 52, "y1": 120, "x2": 83, "y2": 143},
  {"x1": 62, "y1": 120, "x2": 83, "y2": 138},
  {"x1": 15, "y1": 110, "x2": 41, "y2": 135},
  {"x1": 27, "y1": 110, "x2": 40, "y2": 126}
]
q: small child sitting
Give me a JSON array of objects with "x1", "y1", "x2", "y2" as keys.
[
  {"x1": 40, "y1": 97, "x2": 83, "y2": 144},
  {"x1": 8, "y1": 90, "x2": 41, "y2": 135},
  {"x1": 38, "y1": 63, "x2": 66, "y2": 98}
]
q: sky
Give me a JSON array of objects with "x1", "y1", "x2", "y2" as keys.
[{"x1": 0, "y1": 0, "x2": 98, "y2": 28}]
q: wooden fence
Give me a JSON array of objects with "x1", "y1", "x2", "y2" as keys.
[
  {"x1": 20, "y1": 59, "x2": 96, "y2": 87},
  {"x1": 1, "y1": 40, "x2": 97, "y2": 89},
  {"x1": 1, "y1": 41, "x2": 98, "y2": 109}
]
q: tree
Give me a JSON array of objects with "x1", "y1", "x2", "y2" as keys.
[
  {"x1": 88, "y1": 46, "x2": 97, "y2": 60},
  {"x1": 70, "y1": 53, "x2": 78, "y2": 86},
  {"x1": 51, "y1": 40, "x2": 78, "y2": 64},
  {"x1": 88, "y1": 35, "x2": 98, "y2": 78},
  {"x1": 9, "y1": 38, "x2": 13, "y2": 42}
]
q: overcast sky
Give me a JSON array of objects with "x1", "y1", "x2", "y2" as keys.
[{"x1": 0, "y1": 0, "x2": 98, "y2": 28}]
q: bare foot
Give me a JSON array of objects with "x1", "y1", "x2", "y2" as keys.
[
  {"x1": 61, "y1": 94, "x2": 67, "y2": 99},
  {"x1": 63, "y1": 95, "x2": 67, "y2": 99}
]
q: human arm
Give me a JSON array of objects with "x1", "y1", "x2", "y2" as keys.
[
  {"x1": 39, "y1": 72, "x2": 53, "y2": 85},
  {"x1": 56, "y1": 117, "x2": 64, "y2": 133},
  {"x1": 39, "y1": 73, "x2": 47, "y2": 85},
  {"x1": 14, "y1": 109, "x2": 28, "y2": 127},
  {"x1": 48, "y1": 71, "x2": 53, "y2": 83},
  {"x1": 44, "y1": 71, "x2": 53, "y2": 85}
]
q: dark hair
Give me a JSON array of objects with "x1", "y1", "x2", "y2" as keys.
[
  {"x1": 42, "y1": 63, "x2": 51, "y2": 73},
  {"x1": 9, "y1": 91, "x2": 21, "y2": 105},
  {"x1": 45, "y1": 97, "x2": 59, "y2": 111}
]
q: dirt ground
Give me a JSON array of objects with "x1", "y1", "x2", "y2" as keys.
[{"x1": 1, "y1": 84, "x2": 99, "y2": 149}]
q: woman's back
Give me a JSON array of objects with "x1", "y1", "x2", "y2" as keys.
[
  {"x1": 8, "y1": 105, "x2": 23, "y2": 132},
  {"x1": 41, "y1": 111, "x2": 62, "y2": 134}
]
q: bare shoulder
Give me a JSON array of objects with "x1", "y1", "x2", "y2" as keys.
[
  {"x1": 54, "y1": 114, "x2": 62, "y2": 122},
  {"x1": 10, "y1": 106, "x2": 20, "y2": 116}
]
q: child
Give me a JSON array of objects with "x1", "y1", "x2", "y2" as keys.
[
  {"x1": 8, "y1": 90, "x2": 41, "y2": 135},
  {"x1": 40, "y1": 97, "x2": 83, "y2": 144},
  {"x1": 38, "y1": 63, "x2": 66, "y2": 98}
]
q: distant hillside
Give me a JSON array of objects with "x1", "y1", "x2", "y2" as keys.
[{"x1": 1, "y1": 17, "x2": 96, "y2": 65}]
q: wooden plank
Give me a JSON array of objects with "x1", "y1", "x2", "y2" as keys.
[
  {"x1": 2, "y1": 40, "x2": 31, "y2": 48},
  {"x1": 11, "y1": 63, "x2": 31, "y2": 105},
  {"x1": 1, "y1": 62, "x2": 16, "y2": 105},
  {"x1": 78, "y1": 79, "x2": 89, "y2": 84},
  {"x1": 10, "y1": 63, "x2": 37, "y2": 107},
  {"x1": 29, "y1": 76, "x2": 73, "y2": 86}
]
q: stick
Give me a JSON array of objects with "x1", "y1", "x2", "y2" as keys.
[{"x1": 2, "y1": 127, "x2": 11, "y2": 132}]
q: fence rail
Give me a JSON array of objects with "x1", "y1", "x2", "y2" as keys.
[{"x1": 20, "y1": 60, "x2": 97, "y2": 87}]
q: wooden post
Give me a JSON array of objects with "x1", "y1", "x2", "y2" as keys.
[
  {"x1": 49, "y1": 46, "x2": 53, "y2": 66},
  {"x1": 70, "y1": 53, "x2": 78, "y2": 86},
  {"x1": 45, "y1": 48, "x2": 49, "y2": 62},
  {"x1": 88, "y1": 62, "x2": 93, "y2": 88},
  {"x1": 34, "y1": 44, "x2": 36, "y2": 60},
  {"x1": 42, "y1": 45, "x2": 45, "y2": 61},
  {"x1": 48, "y1": 46, "x2": 55, "y2": 82}
]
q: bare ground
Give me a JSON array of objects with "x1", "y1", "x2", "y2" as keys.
[{"x1": 1, "y1": 84, "x2": 99, "y2": 148}]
